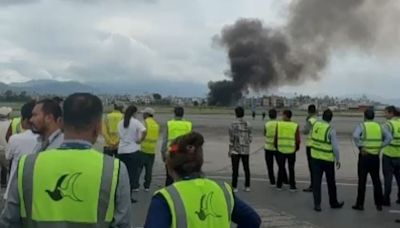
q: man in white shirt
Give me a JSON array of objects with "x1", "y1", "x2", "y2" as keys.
[
  {"x1": 0, "y1": 107, "x2": 12, "y2": 189},
  {"x1": 117, "y1": 105, "x2": 146, "y2": 202},
  {"x1": 4, "y1": 101, "x2": 38, "y2": 199},
  {"x1": 30, "y1": 99, "x2": 64, "y2": 153}
]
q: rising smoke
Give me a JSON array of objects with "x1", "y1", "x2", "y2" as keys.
[{"x1": 208, "y1": 0, "x2": 400, "y2": 106}]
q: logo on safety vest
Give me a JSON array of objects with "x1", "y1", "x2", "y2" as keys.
[
  {"x1": 46, "y1": 172, "x2": 83, "y2": 202},
  {"x1": 195, "y1": 192, "x2": 222, "y2": 221}
]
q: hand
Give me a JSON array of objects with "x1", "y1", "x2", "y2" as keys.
[{"x1": 336, "y1": 161, "x2": 341, "y2": 170}]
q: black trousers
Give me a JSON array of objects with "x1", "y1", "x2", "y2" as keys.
[
  {"x1": 383, "y1": 155, "x2": 400, "y2": 203},
  {"x1": 231, "y1": 154, "x2": 250, "y2": 188},
  {"x1": 306, "y1": 146, "x2": 313, "y2": 188},
  {"x1": 355, "y1": 154, "x2": 383, "y2": 206},
  {"x1": 117, "y1": 152, "x2": 141, "y2": 191},
  {"x1": 137, "y1": 152, "x2": 155, "y2": 189},
  {"x1": 265, "y1": 150, "x2": 277, "y2": 185},
  {"x1": 276, "y1": 152, "x2": 296, "y2": 188},
  {"x1": 103, "y1": 147, "x2": 118, "y2": 157},
  {"x1": 312, "y1": 158, "x2": 339, "y2": 207},
  {"x1": 0, "y1": 164, "x2": 7, "y2": 187}
]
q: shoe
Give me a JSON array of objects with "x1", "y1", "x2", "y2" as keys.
[
  {"x1": 352, "y1": 205, "x2": 364, "y2": 211},
  {"x1": 276, "y1": 187, "x2": 283, "y2": 191},
  {"x1": 331, "y1": 201, "x2": 344, "y2": 209},
  {"x1": 131, "y1": 198, "x2": 138, "y2": 203},
  {"x1": 376, "y1": 205, "x2": 383, "y2": 211},
  {"x1": 289, "y1": 187, "x2": 298, "y2": 192},
  {"x1": 396, "y1": 199, "x2": 400, "y2": 204},
  {"x1": 244, "y1": 187, "x2": 251, "y2": 192},
  {"x1": 396, "y1": 219, "x2": 400, "y2": 223},
  {"x1": 233, "y1": 188, "x2": 238, "y2": 193},
  {"x1": 314, "y1": 205, "x2": 322, "y2": 212},
  {"x1": 133, "y1": 188, "x2": 140, "y2": 192},
  {"x1": 144, "y1": 188, "x2": 150, "y2": 192},
  {"x1": 269, "y1": 182, "x2": 276, "y2": 187},
  {"x1": 303, "y1": 187, "x2": 312, "y2": 193}
]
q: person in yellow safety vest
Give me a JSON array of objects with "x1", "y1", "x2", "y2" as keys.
[
  {"x1": 382, "y1": 106, "x2": 400, "y2": 207},
  {"x1": 311, "y1": 109, "x2": 344, "y2": 212},
  {"x1": 302, "y1": 104, "x2": 318, "y2": 193},
  {"x1": 264, "y1": 109, "x2": 280, "y2": 186},
  {"x1": 161, "y1": 106, "x2": 192, "y2": 186},
  {"x1": 274, "y1": 109, "x2": 300, "y2": 191},
  {"x1": 352, "y1": 108, "x2": 392, "y2": 211},
  {"x1": 144, "y1": 132, "x2": 261, "y2": 228},
  {"x1": 138, "y1": 107, "x2": 160, "y2": 191},
  {"x1": 11, "y1": 117, "x2": 23, "y2": 135},
  {"x1": 0, "y1": 93, "x2": 133, "y2": 228},
  {"x1": 102, "y1": 103, "x2": 124, "y2": 157}
]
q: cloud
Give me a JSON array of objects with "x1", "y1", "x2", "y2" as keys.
[
  {"x1": 0, "y1": 0, "x2": 398, "y2": 98},
  {"x1": 0, "y1": 0, "x2": 39, "y2": 6}
]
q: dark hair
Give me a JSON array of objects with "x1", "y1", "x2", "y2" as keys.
[
  {"x1": 36, "y1": 99, "x2": 62, "y2": 121},
  {"x1": 322, "y1": 109, "x2": 333, "y2": 122},
  {"x1": 385, "y1": 106, "x2": 399, "y2": 116},
  {"x1": 123, "y1": 105, "x2": 137, "y2": 128},
  {"x1": 21, "y1": 101, "x2": 36, "y2": 121},
  {"x1": 308, "y1": 104, "x2": 316, "y2": 114},
  {"x1": 52, "y1": 96, "x2": 63, "y2": 104},
  {"x1": 174, "y1": 106, "x2": 184, "y2": 117},
  {"x1": 283, "y1": 109, "x2": 292, "y2": 119},
  {"x1": 235, "y1": 106, "x2": 244, "y2": 118},
  {"x1": 168, "y1": 132, "x2": 204, "y2": 177},
  {"x1": 269, "y1": 109, "x2": 277, "y2": 119},
  {"x1": 364, "y1": 108, "x2": 375, "y2": 120},
  {"x1": 114, "y1": 103, "x2": 124, "y2": 112},
  {"x1": 63, "y1": 93, "x2": 103, "y2": 131}
]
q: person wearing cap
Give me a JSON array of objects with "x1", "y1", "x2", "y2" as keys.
[
  {"x1": 161, "y1": 107, "x2": 192, "y2": 186},
  {"x1": 137, "y1": 107, "x2": 160, "y2": 191},
  {"x1": 0, "y1": 93, "x2": 132, "y2": 227},
  {"x1": 102, "y1": 103, "x2": 124, "y2": 157},
  {"x1": 144, "y1": 132, "x2": 261, "y2": 228},
  {"x1": 0, "y1": 106, "x2": 12, "y2": 188},
  {"x1": 4, "y1": 101, "x2": 38, "y2": 199}
]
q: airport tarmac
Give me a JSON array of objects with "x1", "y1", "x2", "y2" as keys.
[{"x1": 2, "y1": 113, "x2": 400, "y2": 227}]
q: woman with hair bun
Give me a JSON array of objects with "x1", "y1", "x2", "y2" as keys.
[{"x1": 144, "y1": 132, "x2": 261, "y2": 228}]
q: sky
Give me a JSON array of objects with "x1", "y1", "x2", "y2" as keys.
[{"x1": 0, "y1": 0, "x2": 399, "y2": 98}]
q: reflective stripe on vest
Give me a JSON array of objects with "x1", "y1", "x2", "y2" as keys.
[
  {"x1": 12, "y1": 117, "x2": 22, "y2": 135},
  {"x1": 383, "y1": 119, "x2": 400, "y2": 158},
  {"x1": 18, "y1": 149, "x2": 119, "y2": 227},
  {"x1": 311, "y1": 121, "x2": 334, "y2": 162},
  {"x1": 265, "y1": 120, "x2": 277, "y2": 150},
  {"x1": 141, "y1": 117, "x2": 160, "y2": 154},
  {"x1": 157, "y1": 179, "x2": 234, "y2": 228},
  {"x1": 306, "y1": 116, "x2": 318, "y2": 146},
  {"x1": 167, "y1": 120, "x2": 192, "y2": 146},
  {"x1": 361, "y1": 121, "x2": 383, "y2": 155},
  {"x1": 277, "y1": 121, "x2": 298, "y2": 154}
]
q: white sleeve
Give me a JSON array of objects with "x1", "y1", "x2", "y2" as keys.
[
  {"x1": 5, "y1": 137, "x2": 15, "y2": 160},
  {"x1": 138, "y1": 120, "x2": 146, "y2": 132}
]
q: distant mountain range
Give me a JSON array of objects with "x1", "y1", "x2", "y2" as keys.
[
  {"x1": 0, "y1": 79, "x2": 208, "y2": 97},
  {"x1": 0, "y1": 79, "x2": 399, "y2": 105}
]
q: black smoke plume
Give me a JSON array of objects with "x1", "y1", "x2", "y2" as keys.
[{"x1": 208, "y1": 0, "x2": 400, "y2": 106}]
